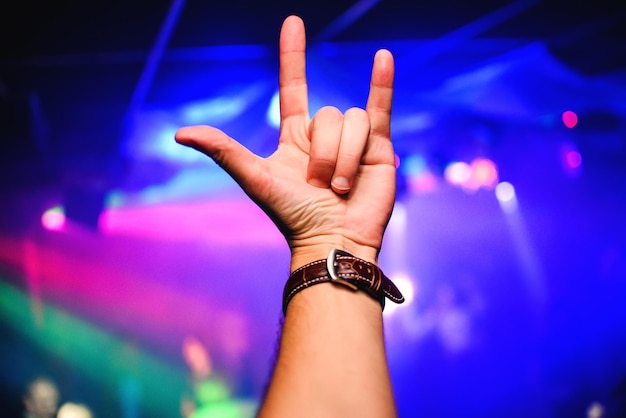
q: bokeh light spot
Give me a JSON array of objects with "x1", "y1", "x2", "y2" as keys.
[
  {"x1": 266, "y1": 91, "x2": 280, "y2": 128},
  {"x1": 495, "y1": 181, "x2": 516, "y2": 203},
  {"x1": 182, "y1": 335, "x2": 212, "y2": 379},
  {"x1": 471, "y1": 157, "x2": 499, "y2": 189},
  {"x1": 444, "y1": 161, "x2": 472, "y2": 186},
  {"x1": 559, "y1": 142, "x2": 583, "y2": 177},
  {"x1": 565, "y1": 150, "x2": 582, "y2": 169},
  {"x1": 495, "y1": 181, "x2": 518, "y2": 213},
  {"x1": 562, "y1": 110, "x2": 578, "y2": 128},
  {"x1": 384, "y1": 273, "x2": 416, "y2": 316},
  {"x1": 41, "y1": 206, "x2": 66, "y2": 231}
]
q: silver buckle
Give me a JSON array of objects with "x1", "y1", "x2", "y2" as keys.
[{"x1": 326, "y1": 249, "x2": 358, "y2": 291}]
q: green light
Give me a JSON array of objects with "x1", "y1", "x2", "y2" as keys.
[{"x1": 0, "y1": 279, "x2": 187, "y2": 416}]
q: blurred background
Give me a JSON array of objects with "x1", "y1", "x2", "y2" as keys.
[{"x1": 1, "y1": 0, "x2": 625, "y2": 417}]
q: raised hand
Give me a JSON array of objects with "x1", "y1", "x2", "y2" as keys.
[{"x1": 175, "y1": 15, "x2": 396, "y2": 269}]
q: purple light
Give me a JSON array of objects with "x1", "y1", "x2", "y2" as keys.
[
  {"x1": 565, "y1": 150, "x2": 582, "y2": 169},
  {"x1": 560, "y1": 142, "x2": 583, "y2": 177}
]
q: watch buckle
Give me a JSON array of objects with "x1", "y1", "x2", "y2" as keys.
[{"x1": 326, "y1": 249, "x2": 359, "y2": 291}]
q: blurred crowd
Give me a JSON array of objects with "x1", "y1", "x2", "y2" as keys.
[{"x1": 22, "y1": 376, "x2": 93, "y2": 418}]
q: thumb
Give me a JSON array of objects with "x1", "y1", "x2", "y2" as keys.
[{"x1": 175, "y1": 125, "x2": 261, "y2": 189}]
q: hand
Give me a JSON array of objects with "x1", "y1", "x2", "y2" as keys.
[{"x1": 175, "y1": 15, "x2": 396, "y2": 269}]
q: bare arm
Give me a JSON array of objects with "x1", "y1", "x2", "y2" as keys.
[
  {"x1": 260, "y1": 281, "x2": 396, "y2": 417},
  {"x1": 175, "y1": 15, "x2": 399, "y2": 418}
]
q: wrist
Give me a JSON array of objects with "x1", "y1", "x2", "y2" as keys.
[
  {"x1": 288, "y1": 236, "x2": 380, "y2": 273},
  {"x1": 283, "y1": 247, "x2": 406, "y2": 315}
]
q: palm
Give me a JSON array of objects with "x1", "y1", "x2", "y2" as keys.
[
  {"x1": 249, "y1": 134, "x2": 395, "y2": 252},
  {"x1": 175, "y1": 15, "x2": 396, "y2": 261}
]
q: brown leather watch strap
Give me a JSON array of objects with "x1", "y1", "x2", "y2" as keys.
[{"x1": 282, "y1": 249, "x2": 405, "y2": 314}]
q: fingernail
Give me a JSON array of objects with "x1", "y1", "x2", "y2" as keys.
[
  {"x1": 331, "y1": 176, "x2": 350, "y2": 191},
  {"x1": 308, "y1": 177, "x2": 328, "y2": 188}
]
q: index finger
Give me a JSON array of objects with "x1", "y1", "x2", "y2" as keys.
[
  {"x1": 279, "y1": 15, "x2": 309, "y2": 124},
  {"x1": 365, "y1": 49, "x2": 395, "y2": 142}
]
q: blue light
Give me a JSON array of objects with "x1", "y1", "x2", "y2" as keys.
[
  {"x1": 266, "y1": 91, "x2": 280, "y2": 129},
  {"x1": 179, "y1": 97, "x2": 247, "y2": 126}
]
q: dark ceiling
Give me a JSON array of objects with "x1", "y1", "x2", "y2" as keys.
[
  {"x1": 0, "y1": 0, "x2": 625, "y2": 199},
  {"x1": 2, "y1": 0, "x2": 625, "y2": 73}
]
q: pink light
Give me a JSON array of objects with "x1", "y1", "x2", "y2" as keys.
[
  {"x1": 471, "y1": 158, "x2": 499, "y2": 190},
  {"x1": 560, "y1": 142, "x2": 583, "y2": 177},
  {"x1": 565, "y1": 150, "x2": 582, "y2": 169},
  {"x1": 99, "y1": 198, "x2": 283, "y2": 246},
  {"x1": 562, "y1": 110, "x2": 578, "y2": 129},
  {"x1": 0, "y1": 233, "x2": 231, "y2": 349},
  {"x1": 408, "y1": 170, "x2": 438, "y2": 193},
  {"x1": 183, "y1": 335, "x2": 212, "y2": 379},
  {"x1": 41, "y1": 206, "x2": 66, "y2": 231}
]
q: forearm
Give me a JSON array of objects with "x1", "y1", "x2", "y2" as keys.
[{"x1": 258, "y1": 280, "x2": 397, "y2": 418}]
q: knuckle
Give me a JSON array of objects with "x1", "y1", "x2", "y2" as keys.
[
  {"x1": 345, "y1": 106, "x2": 365, "y2": 116},
  {"x1": 310, "y1": 153, "x2": 337, "y2": 168},
  {"x1": 318, "y1": 105, "x2": 343, "y2": 120},
  {"x1": 345, "y1": 107, "x2": 369, "y2": 124}
]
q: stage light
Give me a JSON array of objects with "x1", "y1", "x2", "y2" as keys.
[
  {"x1": 179, "y1": 97, "x2": 246, "y2": 126},
  {"x1": 0, "y1": 280, "x2": 188, "y2": 416},
  {"x1": 182, "y1": 335, "x2": 212, "y2": 379},
  {"x1": 388, "y1": 202, "x2": 407, "y2": 239},
  {"x1": 495, "y1": 181, "x2": 518, "y2": 213},
  {"x1": 403, "y1": 154, "x2": 424, "y2": 175},
  {"x1": 565, "y1": 149, "x2": 582, "y2": 169},
  {"x1": 155, "y1": 126, "x2": 205, "y2": 164},
  {"x1": 123, "y1": 113, "x2": 205, "y2": 164},
  {"x1": 384, "y1": 273, "x2": 416, "y2": 316},
  {"x1": 559, "y1": 142, "x2": 583, "y2": 177},
  {"x1": 444, "y1": 161, "x2": 472, "y2": 186},
  {"x1": 41, "y1": 206, "x2": 66, "y2": 231},
  {"x1": 398, "y1": 154, "x2": 438, "y2": 194},
  {"x1": 470, "y1": 157, "x2": 499, "y2": 190},
  {"x1": 444, "y1": 158, "x2": 498, "y2": 192},
  {"x1": 562, "y1": 110, "x2": 578, "y2": 129},
  {"x1": 266, "y1": 91, "x2": 280, "y2": 129},
  {"x1": 409, "y1": 170, "x2": 438, "y2": 193},
  {"x1": 495, "y1": 181, "x2": 515, "y2": 202}
]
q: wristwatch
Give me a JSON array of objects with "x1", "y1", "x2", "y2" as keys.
[{"x1": 282, "y1": 249, "x2": 405, "y2": 314}]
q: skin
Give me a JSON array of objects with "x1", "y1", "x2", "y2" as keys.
[{"x1": 176, "y1": 15, "x2": 397, "y2": 418}]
